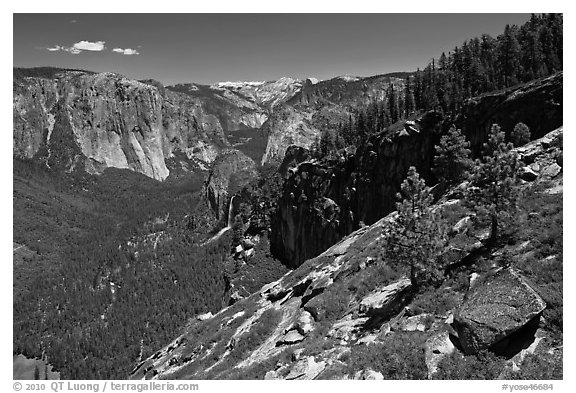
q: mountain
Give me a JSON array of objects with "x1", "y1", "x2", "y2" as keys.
[
  {"x1": 13, "y1": 68, "x2": 228, "y2": 180},
  {"x1": 13, "y1": 68, "x2": 304, "y2": 182},
  {"x1": 129, "y1": 126, "x2": 563, "y2": 380},
  {"x1": 166, "y1": 77, "x2": 303, "y2": 132},
  {"x1": 261, "y1": 73, "x2": 407, "y2": 165}
]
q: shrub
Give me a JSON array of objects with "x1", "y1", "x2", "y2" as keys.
[
  {"x1": 511, "y1": 122, "x2": 531, "y2": 146},
  {"x1": 434, "y1": 350, "x2": 506, "y2": 379},
  {"x1": 345, "y1": 332, "x2": 428, "y2": 379}
]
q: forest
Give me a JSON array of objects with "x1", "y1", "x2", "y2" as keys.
[
  {"x1": 13, "y1": 159, "x2": 232, "y2": 379},
  {"x1": 314, "y1": 13, "x2": 563, "y2": 153}
]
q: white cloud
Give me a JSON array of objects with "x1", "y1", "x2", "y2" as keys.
[
  {"x1": 44, "y1": 40, "x2": 106, "y2": 55},
  {"x1": 112, "y1": 47, "x2": 140, "y2": 56},
  {"x1": 72, "y1": 40, "x2": 106, "y2": 52}
]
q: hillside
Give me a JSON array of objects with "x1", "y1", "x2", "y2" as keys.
[
  {"x1": 270, "y1": 73, "x2": 562, "y2": 268},
  {"x1": 130, "y1": 127, "x2": 562, "y2": 380}
]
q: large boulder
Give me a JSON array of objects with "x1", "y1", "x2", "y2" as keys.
[
  {"x1": 453, "y1": 268, "x2": 546, "y2": 355},
  {"x1": 277, "y1": 330, "x2": 305, "y2": 346},
  {"x1": 425, "y1": 330, "x2": 456, "y2": 379},
  {"x1": 295, "y1": 311, "x2": 315, "y2": 335},
  {"x1": 359, "y1": 278, "x2": 412, "y2": 318},
  {"x1": 541, "y1": 163, "x2": 562, "y2": 178},
  {"x1": 285, "y1": 356, "x2": 326, "y2": 380}
]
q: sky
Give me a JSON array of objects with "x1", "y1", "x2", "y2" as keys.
[{"x1": 13, "y1": 13, "x2": 533, "y2": 86}]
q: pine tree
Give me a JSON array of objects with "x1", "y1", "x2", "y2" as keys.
[
  {"x1": 433, "y1": 125, "x2": 473, "y2": 185},
  {"x1": 511, "y1": 122, "x2": 531, "y2": 146},
  {"x1": 388, "y1": 167, "x2": 448, "y2": 288},
  {"x1": 466, "y1": 124, "x2": 520, "y2": 243},
  {"x1": 404, "y1": 76, "x2": 415, "y2": 116},
  {"x1": 498, "y1": 24, "x2": 521, "y2": 87}
]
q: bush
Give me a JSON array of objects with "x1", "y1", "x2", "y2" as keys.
[
  {"x1": 434, "y1": 350, "x2": 506, "y2": 379},
  {"x1": 345, "y1": 332, "x2": 428, "y2": 379},
  {"x1": 511, "y1": 122, "x2": 531, "y2": 146}
]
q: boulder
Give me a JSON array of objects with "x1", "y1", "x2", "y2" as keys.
[
  {"x1": 242, "y1": 238, "x2": 255, "y2": 250},
  {"x1": 453, "y1": 268, "x2": 546, "y2": 355},
  {"x1": 529, "y1": 162, "x2": 541, "y2": 172},
  {"x1": 295, "y1": 311, "x2": 315, "y2": 335},
  {"x1": 292, "y1": 348, "x2": 305, "y2": 362},
  {"x1": 264, "y1": 370, "x2": 278, "y2": 380},
  {"x1": 196, "y1": 312, "x2": 213, "y2": 321},
  {"x1": 397, "y1": 314, "x2": 431, "y2": 332},
  {"x1": 234, "y1": 244, "x2": 244, "y2": 254},
  {"x1": 451, "y1": 216, "x2": 474, "y2": 235},
  {"x1": 425, "y1": 330, "x2": 456, "y2": 379},
  {"x1": 359, "y1": 278, "x2": 412, "y2": 318},
  {"x1": 541, "y1": 163, "x2": 561, "y2": 178},
  {"x1": 277, "y1": 330, "x2": 305, "y2": 346},
  {"x1": 354, "y1": 369, "x2": 384, "y2": 380},
  {"x1": 327, "y1": 315, "x2": 367, "y2": 341},
  {"x1": 244, "y1": 248, "x2": 255, "y2": 259},
  {"x1": 519, "y1": 166, "x2": 538, "y2": 181},
  {"x1": 285, "y1": 356, "x2": 326, "y2": 380},
  {"x1": 468, "y1": 272, "x2": 480, "y2": 290}
]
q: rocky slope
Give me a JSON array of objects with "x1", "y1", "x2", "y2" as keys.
[
  {"x1": 261, "y1": 74, "x2": 407, "y2": 165},
  {"x1": 167, "y1": 77, "x2": 303, "y2": 132},
  {"x1": 270, "y1": 73, "x2": 563, "y2": 268},
  {"x1": 13, "y1": 69, "x2": 229, "y2": 180},
  {"x1": 129, "y1": 127, "x2": 562, "y2": 380}
]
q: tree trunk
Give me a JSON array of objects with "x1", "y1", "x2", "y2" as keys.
[{"x1": 490, "y1": 215, "x2": 498, "y2": 243}]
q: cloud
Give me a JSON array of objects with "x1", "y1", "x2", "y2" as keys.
[
  {"x1": 72, "y1": 40, "x2": 106, "y2": 52},
  {"x1": 45, "y1": 40, "x2": 106, "y2": 54},
  {"x1": 112, "y1": 47, "x2": 140, "y2": 56}
]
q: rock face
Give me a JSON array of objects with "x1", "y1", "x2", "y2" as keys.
[
  {"x1": 13, "y1": 68, "x2": 305, "y2": 181},
  {"x1": 166, "y1": 77, "x2": 302, "y2": 134},
  {"x1": 270, "y1": 73, "x2": 563, "y2": 268},
  {"x1": 453, "y1": 268, "x2": 546, "y2": 355},
  {"x1": 261, "y1": 73, "x2": 407, "y2": 165},
  {"x1": 456, "y1": 72, "x2": 562, "y2": 157},
  {"x1": 203, "y1": 149, "x2": 258, "y2": 221},
  {"x1": 270, "y1": 113, "x2": 437, "y2": 267},
  {"x1": 13, "y1": 69, "x2": 228, "y2": 180}
]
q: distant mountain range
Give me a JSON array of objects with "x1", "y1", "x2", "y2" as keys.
[{"x1": 13, "y1": 67, "x2": 412, "y2": 180}]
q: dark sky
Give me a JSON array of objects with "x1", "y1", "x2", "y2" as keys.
[{"x1": 14, "y1": 14, "x2": 532, "y2": 85}]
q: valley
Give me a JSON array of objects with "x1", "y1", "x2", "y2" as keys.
[{"x1": 13, "y1": 13, "x2": 562, "y2": 381}]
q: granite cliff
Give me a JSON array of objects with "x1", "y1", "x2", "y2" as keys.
[
  {"x1": 270, "y1": 73, "x2": 563, "y2": 268},
  {"x1": 13, "y1": 69, "x2": 229, "y2": 180}
]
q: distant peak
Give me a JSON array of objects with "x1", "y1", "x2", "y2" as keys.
[
  {"x1": 336, "y1": 74, "x2": 360, "y2": 82},
  {"x1": 213, "y1": 81, "x2": 266, "y2": 89}
]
